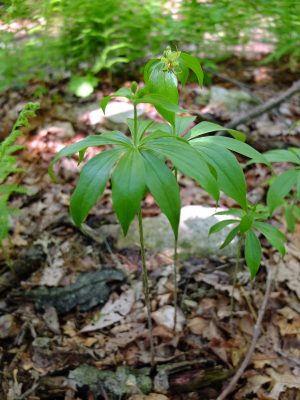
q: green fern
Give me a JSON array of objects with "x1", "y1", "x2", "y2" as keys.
[{"x1": 0, "y1": 102, "x2": 39, "y2": 242}]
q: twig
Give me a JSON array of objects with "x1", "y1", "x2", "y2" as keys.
[
  {"x1": 216, "y1": 266, "x2": 274, "y2": 400},
  {"x1": 16, "y1": 379, "x2": 39, "y2": 399},
  {"x1": 225, "y1": 79, "x2": 300, "y2": 129}
]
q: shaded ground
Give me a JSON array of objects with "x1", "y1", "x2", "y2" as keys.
[{"x1": 0, "y1": 61, "x2": 300, "y2": 399}]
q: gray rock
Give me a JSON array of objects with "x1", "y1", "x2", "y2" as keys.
[
  {"x1": 209, "y1": 86, "x2": 255, "y2": 112},
  {"x1": 100, "y1": 206, "x2": 238, "y2": 258}
]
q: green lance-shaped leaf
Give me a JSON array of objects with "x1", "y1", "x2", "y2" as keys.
[
  {"x1": 209, "y1": 219, "x2": 238, "y2": 235},
  {"x1": 245, "y1": 230, "x2": 262, "y2": 278},
  {"x1": 253, "y1": 221, "x2": 286, "y2": 256},
  {"x1": 185, "y1": 121, "x2": 246, "y2": 142},
  {"x1": 284, "y1": 204, "x2": 296, "y2": 233},
  {"x1": 70, "y1": 149, "x2": 123, "y2": 227},
  {"x1": 192, "y1": 136, "x2": 269, "y2": 165},
  {"x1": 147, "y1": 61, "x2": 178, "y2": 126},
  {"x1": 176, "y1": 58, "x2": 189, "y2": 86},
  {"x1": 136, "y1": 94, "x2": 185, "y2": 126},
  {"x1": 267, "y1": 169, "x2": 298, "y2": 214},
  {"x1": 174, "y1": 115, "x2": 196, "y2": 136},
  {"x1": 141, "y1": 150, "x2": 181, "y2": 239},
  {"x1": 49, "y1": 132, "x2": 131, "y2": 181},
  {"x1": 142, "y1": 134, "x2": 219, "y2": 201},
  {"x1": 179, "y1": 52, "x2": 204, "y2": 86},
  {"x1": 263, "y1": 149, "x2": 300, "y2": 164},
  {"x1": 239, "y1": 214, "x2": 254, "y2": 233},
  {"x1": 112, "y1": 149, "x2": 146, "y2": 235},
  {"x1": 289, "y1": 148, "x2": 300, "y2": 159},
  {"x1": 215, "y1": 208, "x2": 245, "y2": 218},
  {"x1": 297, "y1": 170, "x2": 300, "y2": 200},
  {"x1": 220, "y1": 225, "x2": 240, "y2": 249},
  {"x1": 293, "y1": 205, "x2": 300, "y2": 221},
  {"x1": 192, "y1": 142, "x2": 247, "y2": 209},
  {"x1": 144, "y1": 59, "x2": 159, "y2": 83},
  {"x1": 100, "y1": 88, "x2": 133, "y2": 113}
]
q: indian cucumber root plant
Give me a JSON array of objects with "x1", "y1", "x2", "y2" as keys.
[{"x1": 49, "y1": 48, "x2": 286, "y2": 372}]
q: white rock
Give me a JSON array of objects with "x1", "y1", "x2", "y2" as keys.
[
  {"x1": 78, "y1": 101, "x2": 145, "y2": 128},
  {"x1": 109, "y1": 206, "x2": 238, "y2": 258},
  {"x1": 209, "y1": 86, "x2": 255, "y2": 111}
]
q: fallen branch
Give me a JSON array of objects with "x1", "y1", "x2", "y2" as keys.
[
  {"x1": 225, "y1": 79, "x2": 300, "y2": 129},
  {"x1": 216, "y1": 266, "x2": 274, "y2": 400}
]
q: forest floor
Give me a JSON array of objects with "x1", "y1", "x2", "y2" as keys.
[{"x1": 0, "y1": 60, "x2": 300, "y2": 400}]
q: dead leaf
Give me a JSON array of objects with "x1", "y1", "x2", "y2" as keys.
[
  {"x1": 151, "y1": 305, "x2": 185, "y2": 332},
  {"x1": 235, "y1": 373, "x2": 272, "y2": 399},
  {"x1": 267, "y1": 368, "x2": 300, "y2": 399},
  {"x1": 43, "y1": 306, "x2": 60, "y2": 334},
  {"x1": 128, "y1": 394, "x2": 169, "y2": 400},
  {"x1": 274, "y1": 307, "x2": 300, "y2": 337},
  {"x1": 81, "y1": 288, "x2": 135, "y2": 332},
  {"x1": 187, "y1": 317, "x2": 208, "y2": 335},
  {"x1": 276, "y1": 255, "x2": 300, "y2": 300}
]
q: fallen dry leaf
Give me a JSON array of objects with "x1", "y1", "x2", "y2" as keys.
[
  {"x1": 276, "y1": 254, "x2": 300, "y2": 300},
  {"x1": 235, "y1": 373, "x2": 272, "y2": 399},
  {"x1": 267, "y1": 368, "x2": 300, "y2": 399},
  {"x1": 128, "y1": 394, "x2": 169, "y2": 400},
  {"x1": 81, "y1": 288, "x2": 135, "y2": 332},
  {"x1": 187, "y1": 317, "x2": 208, "y2": 335},
  {"x1": 151, "y1": 305, "x2": 185, "y2": 332}
]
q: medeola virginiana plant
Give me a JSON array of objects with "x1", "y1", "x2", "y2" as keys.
[{"x1": 49, "y1": 47, "x2": 270, "y2": 366}]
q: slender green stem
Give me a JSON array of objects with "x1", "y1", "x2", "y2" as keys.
[
  {"x1": 173, "y1": 236, "x2": 179, "y2": 331},
  {"x1": 230, "y1": 235, "x2": 243, "y2": 326},
  {"x1": 133, "y1": 103, "x2": 138, "y2": 145},
  {"x1": 173, "y1": 167, "x2": 179, "y2": 331},
  {"x1": 137, "y1": 208, "x2": 155, "y2": 367}
]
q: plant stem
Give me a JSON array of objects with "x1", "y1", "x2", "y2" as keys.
[
  {"x1": 230, "y1": 235, "x2": 243, "y2": 326},
  {"x1": 133, "y1": 103, "x2": 138, "y2": 145},
  {"x1": 173, "y1": 167, "x2": 179, "y2": 332},
  {"x1": 173, "y1": 236, "x2": 179, "y2": 331},
  {"x1": 137, "y1": 208, "x2": 155, "y2": 367}
]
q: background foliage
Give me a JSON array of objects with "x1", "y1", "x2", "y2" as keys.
[{"x1": 0, "y1": 0, "x2": 299, "y2": 92}]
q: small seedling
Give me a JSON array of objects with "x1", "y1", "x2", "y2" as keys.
[
  {"x1": 262, "y1": 148, "x2": 300, "y2": 233},
  {"x1": 209, "y1": 203, "x2": 286, "y2": 278}
]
